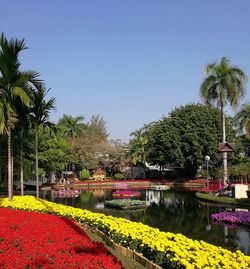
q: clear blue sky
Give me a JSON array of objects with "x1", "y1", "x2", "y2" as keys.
[{"x1": 1, "y1": 1, "x2": 250, "y2": 142}]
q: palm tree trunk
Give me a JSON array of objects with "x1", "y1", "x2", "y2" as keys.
[
  {"x1": 221, "y1": 105, "x2": 228, "y2": 185},
  {"x1": 35, "y1": 129, "x2": 39, "y2": 198},
  {"x1": 11, "y1": 148, "x2": 13, "y2": 196},
  {"x1": 20, "y1": 147, "x2": 24, "y2": 196},
  {"x1": 7, "y1": 125, "x2": 12, "y2": 201},
  {"x1": 0, "y1": 161, "x2": 1, "y2": 183}
]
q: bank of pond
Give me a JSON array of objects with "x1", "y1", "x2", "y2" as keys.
[{"x1": 195, "y1": 191, "x2": 250, "y2": 207}]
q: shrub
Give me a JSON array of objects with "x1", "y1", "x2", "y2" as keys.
[
  {"x1": 0, "y1": 182, "x2": 7, "y2": 192},
  {"x1": 114, "y1": 173, "x2": 124, "y2": 180},
  {"x1": 80, "y1": 169, "x2": 90, "y2": 180}
]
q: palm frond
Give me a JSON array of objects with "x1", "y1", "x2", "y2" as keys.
[{"x1": 10, "y1": 86, "x2": 30, "y2": 106}]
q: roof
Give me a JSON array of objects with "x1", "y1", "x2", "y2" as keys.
[{"x1": 218, "y1": 142, "x2": 235, "y2": 153}]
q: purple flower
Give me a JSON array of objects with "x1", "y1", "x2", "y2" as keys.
[{"x1": 211, "y1": 211, "x2": 250, "y2": 224}]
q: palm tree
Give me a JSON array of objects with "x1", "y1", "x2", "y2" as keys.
[
  {"x1": 129, "y1": 128, "x2": 148, "y2": 179},
  {"x1": 58, "y1": 114, "x2": 86, "y2": 138},
  {"x1": 235, "y1": 103, "x2": 250, "y2": 139},
  {"x1": 14, "y1": 97, "x2": 32, "y2": 195},
  {"x1": 200, "y1": 57, "x2": 247, "y2": 184},
  {"x1": 58, "y1": 115, "x2": 86, "y2": 173},
  {"x1": 0, "y1": 33, "x2": 42, "y2": 201},
  {"x1": 29, "y1": 86, "x2": 56, "y2": 198}
]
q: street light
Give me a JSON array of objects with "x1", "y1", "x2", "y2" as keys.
[{"x1": 205, "y1": 155, "x2": 210, "y2": 188}]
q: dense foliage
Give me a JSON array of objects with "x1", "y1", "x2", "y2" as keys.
[
  {"x1": 80, "y1": 168, "x2": 90, "y2": 179},
  {"x1": 130, "y1": 104, "x2": 237, "y2": 178}
]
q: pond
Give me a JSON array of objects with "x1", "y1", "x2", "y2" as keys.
[{"x1": 42, "y1": 187, "x2": 250, "y2": 255}]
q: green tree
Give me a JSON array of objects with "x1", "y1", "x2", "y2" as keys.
[
  {"x1": 14, "y1": 99, "x2": 31, "y2": 195},
  {"x1": 38, "y1": 127, "x2": 71, "y2": 175},
  {"x1": 0, "y1": 33, "x2": 41, "y2": 200},
  {"x1": 146, "y1": 104, "x2": 236, "y2": 178},
  {"x1": 86, "y1": 114, "x2": 108, "y2": 140},
  {"x1": 29, "y1": 86, "x2": 56, "y2": 198},
  {"x1": 129, "y1": 128, "x2": 148, "y2": 166},
  {"x1": 61, "y1": 115, "x2": 109, "y2": 173},
  {"x1": 235, "y1": 103, "x2": 250, "y2": 139},
  {"x1": 200, "y1": 57, "x2": 247, "y2": 183},
  {"x1": 58, "y1": 114, "x2": 86, "y2": 138}
]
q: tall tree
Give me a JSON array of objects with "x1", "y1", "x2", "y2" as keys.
[
  {"x1": 87, "y1": 114, "x2": 108, "y2": 140},
  {"x1": 146, "y1": 104, "x2": 237, "y2": 178},
  {"x1": 58, "y1": 115, "x2": 86, "y2": 138},
  {"x1": 14, "y1": 99, "x2": 31, "y2": 195},
  {"x1": 129, "y1": 128, "x2": 148, "y2": 167},
  {"x1": 200, "y1": 57, "x2": 247, "y2": 184},
  {"x1": 235, "y1": 103, "x2": 250, "y2": 139},
  {"x1": 29, "y1": 86, "x2": 56, "y2": 198},
  {"x1": 0, "y1": 33, "x2": 41, "y2": 201}
]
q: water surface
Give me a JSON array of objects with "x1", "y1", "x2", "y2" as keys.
[{"x1": 42, "y1": 188, "x2": 250, "y2": 255}]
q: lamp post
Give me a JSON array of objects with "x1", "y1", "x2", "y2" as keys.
[{"x1": 205, "y1": 155, "x2": 210, "y2": 188}]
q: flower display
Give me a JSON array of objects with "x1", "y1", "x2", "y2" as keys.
[
  {"x1": 1, "y1": 196, "x2": 250, "y2": 269},
  {"x1": 112, "y1": 190, "x2": 141, "y2": 198},
  {"x1": 211, "y1": 211, "x2": 250, "y2": 225},
  {"x1": 0, "y1": 207, "x2": 122, "y2": 269},
  {"x1": 104, "y1": 199, "x2": 146, "y2": 209}
]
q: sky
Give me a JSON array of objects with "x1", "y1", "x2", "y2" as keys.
[{"x1": 1, "y1": 1, "x2": 250, "y2": 142}]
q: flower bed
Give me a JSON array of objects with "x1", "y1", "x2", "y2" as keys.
[
  {"x1": 104, "y1": 199, "x2": 147, "y2": 210},
  {"x1": 211, "y1": 211, "x2": 250, "y2": 225},
  {"x1": 0, "y1": 207, "x2": 121, "y2": 269},
  {"x1": 112, "y1": 190, "x2": 141, "y2": 198},
  {"x1": 1, "y1": 196, "x2": 250, "y2": 269}
]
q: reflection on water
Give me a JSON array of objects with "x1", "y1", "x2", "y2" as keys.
[{"x1": 42, "y1": 188, "x2": 250, "y2": 255}]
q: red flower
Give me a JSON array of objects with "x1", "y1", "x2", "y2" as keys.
[{"x1": 0, "y1": 208, "x2": 122, "y2": 269}]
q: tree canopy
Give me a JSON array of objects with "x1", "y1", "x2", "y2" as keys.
[{"x1": 131, "y1": 103, "x2": 237, "y2": 178}]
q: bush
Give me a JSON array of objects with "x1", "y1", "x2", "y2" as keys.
[
  {"x1": 114, "y1": 173, "x2": 124, "y2": 180},
  {"x1": 0, "y1": 182, "x2": 7, "y2": 192},
  {"x1": 80, "y1": 169, "x2": 90, "y2": 180}
]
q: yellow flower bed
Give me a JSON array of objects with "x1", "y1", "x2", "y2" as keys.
[{"x1": 1, "y1": 195, "x2": 250, "y2": 269}]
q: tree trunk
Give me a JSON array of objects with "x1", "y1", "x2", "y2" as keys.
[
  {"x1": 11, "y1": 149, "x2": 13, "y2": 196},
  {"x1": 20, "y1": 147, "x2": 24, "y2": 196},
  {"x1": 35, "y1": 129, "x2": 39, "y2": 199},
  {"x1": 221, "y1": 106, "x2": 228, "y2": 185},
  {"x1": 19, "y1": 130, "x2": 24, "y2": 196},
  {"x1": 7, "y1": 125, "x2": 12, "y2": 201},
  {"x1": 0, "y1": 157, "x2": 1, "y2": 182}
]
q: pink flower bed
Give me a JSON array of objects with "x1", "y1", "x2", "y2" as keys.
[{"x1": 112, "y1": 190, "x2": 141, "y2": 198}]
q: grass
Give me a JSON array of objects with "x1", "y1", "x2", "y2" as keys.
[{"x1": 196, "y1": 192, "x2": 250, "y2": 207}]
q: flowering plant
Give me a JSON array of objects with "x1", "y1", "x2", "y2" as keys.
[
  {"x1": 1, "y1": 196, "x2": 250, "y2": 269},
  {"x1": 0, "y1": 207, "x2": 121, "y2": 269},
  {"x1": 113, "y1": 190, "x2": 141, "y2": 198},
  {"x1": 104, "y1": 199, "x2": 146, "y2": 209},
  {"x1": 211, "y1": 211, "x2": 250, "y2": 224}
]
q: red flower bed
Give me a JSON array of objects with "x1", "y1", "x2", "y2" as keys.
[{"x1": 0, "y1": 208, "x2": 122, "y2": 269}]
